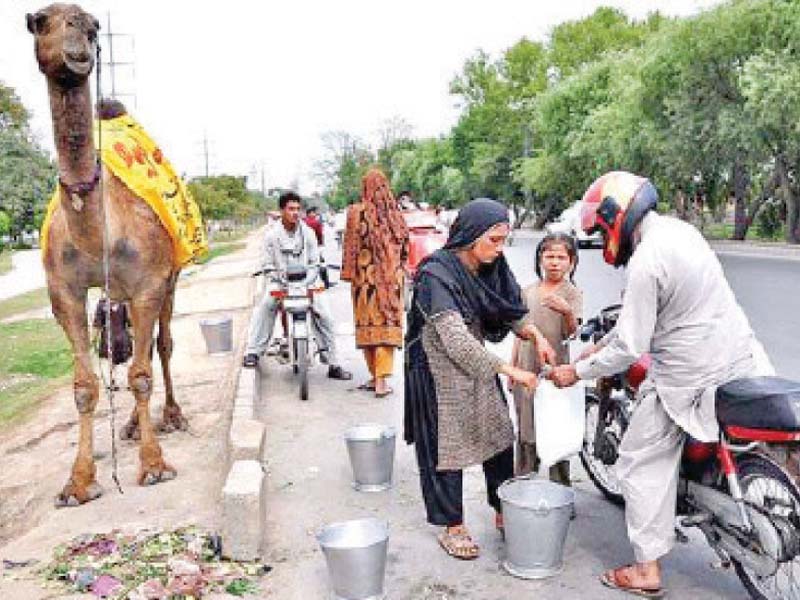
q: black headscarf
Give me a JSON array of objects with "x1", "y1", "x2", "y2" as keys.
[{"x1": 406, "y1": 199, "x2": 527, "y2": 355}]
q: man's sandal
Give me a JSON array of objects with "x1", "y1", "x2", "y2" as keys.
[
  {"x1": 600, "y1": 566, "x2": 664, "y2": 598},
  {"x1": 437, "y1": 526, "x2": 479, "y2": 560}
]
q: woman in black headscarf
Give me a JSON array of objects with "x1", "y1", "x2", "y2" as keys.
[{"x1": 404, "y1": 198, "x2": 555, "y2": 560}]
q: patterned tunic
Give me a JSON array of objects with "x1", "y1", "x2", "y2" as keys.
[{"x1": 422, "y1": 311, "x2": 515, "y2": 470}]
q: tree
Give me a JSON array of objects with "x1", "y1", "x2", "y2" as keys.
[
  {"x1": 314, "y1": 131, "x2": 373, "y2": 209},
  {"x1": 0, "y1": 129, "x2": 56, "y2": 243}
]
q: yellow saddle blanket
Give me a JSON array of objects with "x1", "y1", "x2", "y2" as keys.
[{"x1": 42, "y1": 113, "x2": 208, "y2": 266}]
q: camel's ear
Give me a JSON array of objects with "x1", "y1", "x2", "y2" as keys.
[
  {"x1": 26, "y1": 11, "x2": 47, "y2": 34},
  {"x1": 93, "y1": 17, "x2": 101, "y2": 31}
]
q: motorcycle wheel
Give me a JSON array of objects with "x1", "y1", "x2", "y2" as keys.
[
  {"x1": 296, "y1": 338, "x2": 309, "y2": 401},
  {"x1": 579, "y1": 388, "x2": 625, "y2": 506},
  {"x1": 732, "y1": 455, "x2": 800, "y2": 600}
]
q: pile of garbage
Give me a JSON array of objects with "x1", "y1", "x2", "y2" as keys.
[{"x1": 37, "y1": 526, "x2": 268, "y2": 598}]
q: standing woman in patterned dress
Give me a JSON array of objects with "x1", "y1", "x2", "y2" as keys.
[
  {"x1": 341, "y1": 169, "x2": 409, "y2": 397},
  {"x1": 403, "y1": 198, "x2": 555, "y2": 560}
]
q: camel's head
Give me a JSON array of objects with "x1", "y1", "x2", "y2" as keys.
[{"x1": 27, "y1": 3, "x2": 100, "y2": 86}]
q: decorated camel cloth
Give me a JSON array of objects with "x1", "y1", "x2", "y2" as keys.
[{"x1": 41, "y1": 113, "x2": 207, "y2": 267}]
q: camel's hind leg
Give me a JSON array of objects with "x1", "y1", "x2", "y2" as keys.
[
  {"x1": 50, "y1": 286, "x2": 104, "y2": 507},
  {"x1": 157, "y1": 273, "x2": 187, "y2": 433},
  {"x1": 128, "y1": 295, "x2": 176, "y2": 486}
]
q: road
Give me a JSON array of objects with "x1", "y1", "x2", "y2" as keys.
[
  {"x1": 255, "y1": 227, "x2": 799, "y2": 599},
  {"x1": 0, "y1": 249, "x2": 46, "y2": 300}
]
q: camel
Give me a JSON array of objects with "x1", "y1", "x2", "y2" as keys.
[{"x1": 28, "y1": 3, "x2": 188, "y2": 507}]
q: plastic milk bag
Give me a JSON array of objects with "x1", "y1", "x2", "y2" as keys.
[{"x1": 533, "y1": 379, "x2": 585, "y2": 469}]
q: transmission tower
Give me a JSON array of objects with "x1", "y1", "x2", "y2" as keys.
[{"x1": 100, "y1": 12, "x2": 137, "y2": 108}]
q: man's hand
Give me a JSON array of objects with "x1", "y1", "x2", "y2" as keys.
[
  {"x1": 577, "y1": 343, "x2": 601, "y2": 362},
  {"x1": 549, "y1": 364, "x2": 579, "y2": 388},
  {"x1": 541, "y1": 294, "x2": 572, "y2": 316}
]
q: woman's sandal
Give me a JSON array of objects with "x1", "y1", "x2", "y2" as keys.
[
  {"x1": 600, "y1": 566, "x2": 664, "y2": 598},
  {"x1": 495, "y1": 513, "x2": 505, "y2": 538},
  {"x1": 437, "y1": 526, "x2": 479, "y2": 560},
  {"x1": 375, "y1": 387, "x2": 394, "y2": 398}
]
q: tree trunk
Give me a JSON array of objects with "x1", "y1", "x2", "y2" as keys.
[
  {"x1": 533, "y1": 196, "x2": 560, "y2": 229},
  {"x1": 732, "y1": 161, "x2": 750, "y2": 240},
  {"x1": 776, "y1": 157, "x2": 800, "y2": 244},
  {"x1": 786, "y1": 186, "x2": 800, "y2": 244}
]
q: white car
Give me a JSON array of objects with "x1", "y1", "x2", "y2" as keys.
[{"x1": 545, "y1": 201, "x2": 602, "y2": 249}]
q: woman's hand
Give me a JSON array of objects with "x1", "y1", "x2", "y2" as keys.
[
  {"x1": 541, "y1": 294, "x2": 572, "y2": 316},
  {"x1": 516, "y1": 322, "x2": 540, "y2": 341},
  {"x1": 501, "y1": 365, "x2": 538, "y2": 392},
  {"x1": 536, "y1": 335, "x2": 557, "y2": 367}
]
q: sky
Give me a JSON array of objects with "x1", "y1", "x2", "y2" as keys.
[{"x1": 1, "y1": 0, "x2": 723, "y2": 195}]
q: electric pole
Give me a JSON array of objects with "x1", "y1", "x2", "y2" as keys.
[{"x1": 101, "y1": 12, "x2": 137, "y2": 107}]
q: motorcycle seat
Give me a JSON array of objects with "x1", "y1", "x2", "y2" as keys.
[{"x1": 716, "y1": 376, "x2": 800, "y2": 431}]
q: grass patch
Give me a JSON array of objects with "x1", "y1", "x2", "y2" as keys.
[
  {"x1": 702, "y1": 221, "x2": 785, "y2": 242},
  {"x1": 0, "y1": 250, "x2": 12, "y2": 275},
  {"x1": 0, "y1": 318, "x2": 72, "y2": 426},
  {"x1": 194, "y1": 241, "x2": 247, "y2": 265},
  {"x1": 0, "y1": 287, "x2": 51, "y2": 322}
]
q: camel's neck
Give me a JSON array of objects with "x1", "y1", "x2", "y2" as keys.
[
  {"x1": 48, "y1": 78, "x2": 96, "y2": 182},
  {"x1": 47, "y1": 77, "x2": 103, "y2": 255}
]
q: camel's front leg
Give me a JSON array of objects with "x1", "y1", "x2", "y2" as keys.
[
  {"x1": 128, "y1": 297, "x2": 176, "y2": 486},
  {"x1": 50, "y1": 287, "x2": 104, "y2": 507}
]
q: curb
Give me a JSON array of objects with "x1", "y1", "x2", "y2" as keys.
[{"x1": 220, "y1": 267, "x2": 267, "y2": 561}]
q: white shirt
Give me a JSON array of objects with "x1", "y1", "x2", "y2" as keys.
[
  {"x1": 576, "y1": 212, "x2": 774, "y2": 440},
  {"x1": 261, "y1": 220, "x2": 320, "y2": 286}
]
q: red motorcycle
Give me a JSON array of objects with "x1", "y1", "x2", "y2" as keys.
[
  {"x1": 579, "y1": 304, "x2": 800, "y2": 599},
  {"x1": 402, "y1": 209, "x2": 447, "y2": 309}
]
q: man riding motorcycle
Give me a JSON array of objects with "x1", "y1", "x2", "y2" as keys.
[
  {"x1": 243, "y1": 191, "x2": 351, "y2": 381},
  {"x1": 549, "y1": 171, "x2": 774, "y2": 597}
]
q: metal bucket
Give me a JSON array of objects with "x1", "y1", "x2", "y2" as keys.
[
  {"x1": 498, "y1": 476, "x2": 575, "y2": 579},
  {"x1": 317, "y1": 517, "x2": 389, "y2": 600},
  {"x1": 199, "y1": 316, "x2": 232, "y2": 354},
  {"x1": 344, "y1": 424, "x2": 395, "y2": 492}
]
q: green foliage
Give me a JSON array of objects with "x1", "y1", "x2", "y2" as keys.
[
  {"x1": 0, "y1": 130, "x2": 56, "y2": 241},
  {"x1": 188, "y1": 175, "x2": 269, "y2": 220},
  {"x1": 317, "y1": 0, "x2": 800, "y2": 241}
]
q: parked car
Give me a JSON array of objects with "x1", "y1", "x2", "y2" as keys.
[{"x1": 545, "y1": 201, "x2": 602, "y2": 248}]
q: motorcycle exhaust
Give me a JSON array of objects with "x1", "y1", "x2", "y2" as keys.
[{"x1": 686, "y1": 481, "x2": 782, "y2": 578}]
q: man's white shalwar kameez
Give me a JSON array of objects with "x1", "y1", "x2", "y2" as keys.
[{"x1": 575, "y1": 212, "x2": 774, "y2": 562}]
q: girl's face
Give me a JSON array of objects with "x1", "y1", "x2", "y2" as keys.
[
  {"x1": 540, "y1": 242, "x2": 573, "y2": 282},
  {"x1": 470, "y1": 223, "x2": 510, "y2": 264}
]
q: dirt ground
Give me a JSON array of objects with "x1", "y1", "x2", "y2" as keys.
[{"x1": 0, "y1": 236, "x2": 260, "y2": 599}]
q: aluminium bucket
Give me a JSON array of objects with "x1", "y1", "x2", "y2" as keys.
[
  {"x1": 317, "y1": 517, "x2": 389, "y2": 600},
  {"x1": 497, "y1": 476, "x2": 575, "y2": 579},
  {"x1": 199, "y1": 316, "x2": 232, "y2": 354},
  {"x1": 344, "y1": 424, "x2": 396, "y2": 492}
]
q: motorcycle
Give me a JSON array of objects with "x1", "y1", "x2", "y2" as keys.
[
  {"x1": 253, "y1": 263, "x2": 326, "y2": 401},
  {"x1": 578, "y1": 304, "x2": 800, "y2": 599}
]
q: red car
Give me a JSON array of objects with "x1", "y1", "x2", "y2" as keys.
[{"x1": 402, "y1": 209, "x2": 447, "y2": 308}]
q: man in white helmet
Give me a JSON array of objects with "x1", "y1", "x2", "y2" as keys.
[{"x1": 550, "y1": 171, "x2": 773, "y2": 596}]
